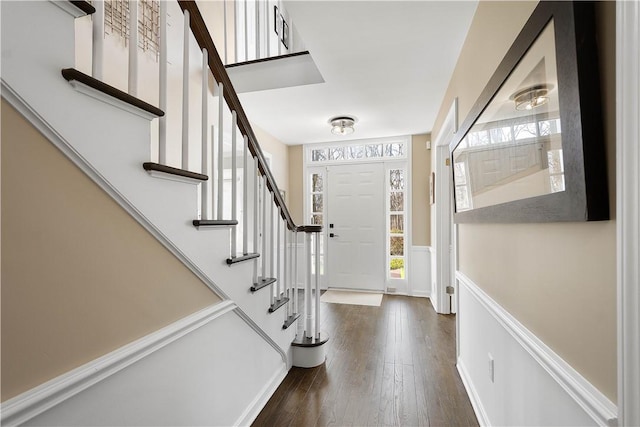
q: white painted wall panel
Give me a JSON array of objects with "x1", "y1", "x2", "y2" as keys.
[
  {"x1": 457, "y1": 273, "x2": 616, "y2": 426},
  {"x1": 26, "y1": 311, "x2": 285, "y2": 426},
  {"x1": 409, "y1": 246, "x2": 431, "y2": 297}
]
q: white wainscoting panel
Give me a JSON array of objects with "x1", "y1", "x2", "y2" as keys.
[
  {"x1": 409, "y1": 246, "x2": 432, "y2": 298},
  {"x1": 456, "y1": 272, "x2": 617, "y2": 427},
  {"x1": 17, "y1": 307, "x2": 285, "y2": 427}
]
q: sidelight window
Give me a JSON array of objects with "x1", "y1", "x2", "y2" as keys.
[{"x1": 388, "y1": 168, "x2": 406, "y2": 279}]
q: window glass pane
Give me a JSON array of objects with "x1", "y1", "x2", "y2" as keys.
[
  {"x1": 550, "y1": 175, "x2": 565, "y2": 193},
  {"x1": 453, "y1": 162, "x2": 467, "y2": 185},
  {"x1": 390, "y1": 192, "x2": 404, "y2": 211},
  {"x1": 514, "y1": 123, "x2": 538, "y2": 140},
  {"x1": 390, "y1": 236, "x2": 404, "y2": 256},
  {"x1": 344, "y1": 145, "x2": 364, "y2": 160},
  {"x1": 538, "y1": 119, "x2": 561, "y2": 136},
  {"x1": 311, "y1": 173, "x2": 323, "y2": 192},
  {"x1": 365, "y1": 144, "x2": 383, "y2": 158},
  {"x1": 389, "y1": 258, "x2": 405, "y2": 279},
  {"x1": 311, "y1": 149, "x2": 327, "y2": 162},
  {"x1": 311, "y1": 214, "x2": 323, "y2": 225},
  {"x1": 390, "y1": 214, "x2": 404, "y2": 233},
  {"x1": 312, "y1": 194, "x2": 323, "y2": 212},
  {"x1": 547, "y1": 149, "x2": 564, "y2": 174},
  {"x1": 490, "y1": 127, "x2": 512, "y2": 143},
  {"x1": 328, "y1": 147, "x2": 344, "y2": 160},
  {"x1": 389, "y1": 169, "x2": 405, "y2": 191},
  {"x1": 384, "y1": 143, "x2": 404, "y2": 157},
  {"x1": 455, "y1": 186, "x2": 471, "y2": 211}
]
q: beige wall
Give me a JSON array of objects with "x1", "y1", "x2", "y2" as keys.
[
  {"x1": 287, "y1": 145, "x2": 304, "y2": 225},
  {"x1": 432, "y1": 1, "x2": 617, "y2": 401},
  {"x1": 1, "y1": 101, "x2": 221, "y2": 401},
  {"x1": 253, "y1": 123, "x2": 289, "y2": 201},
  {"x1": 411, "y1": 134, "x2": 431, "y2": 246}
]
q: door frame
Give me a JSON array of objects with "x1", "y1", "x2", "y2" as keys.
[
  {"x1": 303, "y1": 136, "x2": 412, "y2": 293},
  {"x1": 616, "y1": 1, "x2": 640, "y2": 424},
  {"x1": 431, "y1": 99, "x2": 458, "y2": 315}
]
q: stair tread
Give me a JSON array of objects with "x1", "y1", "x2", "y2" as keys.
[
  {"x1": 62, "y1": 68, "x2": 164, "y2": 117},
  {"x1": 269, "y1": 296, "x2": 290, "y2": 313},
  {"x1": 250, "y1": 277, "x2": 276, "y2": 292},
  {"x1": 226, "y1": 253, "x2": 260, "y2": 265},
  {"x1": 143, "y1": 162, "x2": 208, "y2": 181},
  {"x1": 69, "y1": 1, "x2": 95, "y2": 15},
  {"x1": 282, "y1": 313, "x2": 300, "y2": 330},
  {"x1": 193, "y1": 219, "x2": 238, "y2": 227}
]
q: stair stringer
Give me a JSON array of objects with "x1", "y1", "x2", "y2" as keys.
[{"x1": 1, "y1": 0, "x2": 298, "y2": 368}]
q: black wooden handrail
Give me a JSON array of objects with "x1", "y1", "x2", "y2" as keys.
[{"x1": 177, "y1": 1, "x2": 314, "y2": 233}]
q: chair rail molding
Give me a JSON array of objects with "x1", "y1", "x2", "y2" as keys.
[{"x1": 616, "y1": 1, "x2": 640, "y2": 425}]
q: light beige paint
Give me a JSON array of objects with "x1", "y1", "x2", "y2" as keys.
[
  {"x1": 252, "y1": 123, "x2": 289, "y2": 201},
  {"x1": 1, "y1": 101, "x2": 221, "y2": 401},
  {"x1": 287, "y1": 144, "x2": 304, "y2": 225},
  {"x1": 433, "y1": 1, "x2": 617, "y2": 401},
  {"x1": 411, "y1": 134, "x2": 431, "y2": 246}
]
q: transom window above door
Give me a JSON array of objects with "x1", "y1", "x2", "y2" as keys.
[{"x1": 307, "y1": 138, "x2": 407, "y2": 164}]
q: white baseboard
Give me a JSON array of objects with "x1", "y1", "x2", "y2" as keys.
[
  {"x1": 456, "y1": 271, "x2": 617, "y2": 426},
  {"x1": 234, "y1": 364, "x2": 288, "y2": 426},
  {"x1": 456, "y1": 359, "x2": 490, "y2": 426}
]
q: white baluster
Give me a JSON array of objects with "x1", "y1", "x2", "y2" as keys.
[
  {"x1": 253, "y1": 158, "x2": 259, "y2": 284},
  {"x1": 243, "y1": 135, "x2": 249, "y2": 254},
  {"x1": 211, "y1": 124, "x2": 216, "y2": 218},
  {"x1": 201, "y1": 48, "x2": 209, "y2": 219},
  {"x1": 223, "y1": 0, "x2": 228, "y2": 64},
  {"x1": 277, "y1": 1, "x2": 282, "y2": 56},
  {"x1": 265, "y1": 0, "x2": 270, "y2": 58},
  {"x1": 231, "y1": 111, "x2": 238, "y2": 256},
  {"x1": 305, "y1": 231, "x2": 312, "y2": 339},
  {"x1": 234, "y1": 0, "x2": 239, "y2": 63},
  {"x1": 243, "y1": 0, "x2": 248, "y2": 61},
  {"x1": 217, "y1": 83, "x2": 224, "y2": 219},
  {"x1": 270, "y1": 193, "x2": 276, "y2": 306},
  {"x1": 285, "y1": 227, "x2": 289, "y2": 316},
  {"x1": 92, "y1": 0, "x2": 104, "y2": 80},
  {"x1": 277, "y1": 210, "x2": 281, "y2": 300},
  {"x1": 158, "y1": 0, "x2": 167, "y2": 164},
  {"x1": 294, "y1": 230, "x2": 299, "y2": 314},
  {"x1": 128, "y1": 0, "x2": 138, "y2": 96},
  {"x1": 262, "y1": 176, "x2": 267, "y2": 281},
  {"x1": 315, "y1": 231, "x2": 321, "y2": 339},
  {"x1": 255, "y1": 0, "x2": 260, "y2": 59},
  {"x1": 182, "y1": 9, "x2": 190, "y2": 170}
]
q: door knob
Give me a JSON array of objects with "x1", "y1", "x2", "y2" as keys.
[{"x1": 330, "y1": 233, "x2": 339, "y2": 238}]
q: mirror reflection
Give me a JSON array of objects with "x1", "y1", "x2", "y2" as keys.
[{"x1": 453, "y1": 19, "x2": 563, "y2": 212}]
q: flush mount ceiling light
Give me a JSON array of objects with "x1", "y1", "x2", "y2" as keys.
[
  {"x1": 330, "y1": 116, "x2": 355, "y2": 136},
  {"x1": 511, "y1": 84, "x2": 552, "y2": 111}
]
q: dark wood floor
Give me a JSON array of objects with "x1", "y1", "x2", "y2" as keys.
[{"x1": 253, "y1": 295, "x2": 479, "y2": 427}]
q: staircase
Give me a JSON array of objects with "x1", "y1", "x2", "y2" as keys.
[{"x1": 0, "y1": 1, "x2": 326, "y2": 425}]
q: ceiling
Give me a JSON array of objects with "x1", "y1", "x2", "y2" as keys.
[{"x1": 233, "y1": 1, "x2": 478, "y2": 146}]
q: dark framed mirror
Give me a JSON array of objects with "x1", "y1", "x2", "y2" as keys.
[{"x1": 451, "y1": 1, "x2": 608, "y2": 223}]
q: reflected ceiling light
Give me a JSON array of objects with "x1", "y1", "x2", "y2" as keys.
[
  {"x1": 511, "y1": 84, "x2": 551, "y2": 111},
  {"x1": 330, "y1": 116, "x2": 355, "y2": 136}
]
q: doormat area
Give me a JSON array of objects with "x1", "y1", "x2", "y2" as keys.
[{"x1": 320, "y1": 289, "x2": 383, "y2": 307}]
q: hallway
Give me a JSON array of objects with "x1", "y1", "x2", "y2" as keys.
[{"x1": 253, "y1": 295, "x2": 478, "y2": 426}]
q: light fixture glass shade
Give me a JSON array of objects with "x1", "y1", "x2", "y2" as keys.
[
  {"x1": 330, "y1": 117, "x2": 355, "y2": 135},
  {"x1": 512, "y1": 85, "x2": 550, "y2": 111}
]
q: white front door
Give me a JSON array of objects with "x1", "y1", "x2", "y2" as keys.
[{"x1": 327, "y1": 163, "x2": 385, "y2": 291}]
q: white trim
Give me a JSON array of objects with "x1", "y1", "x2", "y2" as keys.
[
  {"x1": 67, "y1": 80, "x2": 158, "y2": 121},
  {"x1": 616, "y1": 2, "x2": 640, "y2": 425},
  {"x1": 0, "y1": 301, "x2": 236, "y2": 426},
  {"x1": 431, "y1": 99, "x2": 457, "y2": 314},
  {"x1": 410, "y1": 290, "x2": 430, "y2": 298},
  {"x1": 1, "y1": 80, "x2": 288, "y2": 366},
  {"x1": 456, "y1": 271, "x2": 618, "y2": 427},
  {"x1": 456, "y1": 359, "x2": 490, "y2": 427},
  {"x1": 145, "y1": 169, "x2": 205, "y2": 186},
  {"x1": 234, "y1": 364, "x2": 288, "y2": 426},
  {"x1": 49, "y1": 0, "x2": 88, "y2": 18}
]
